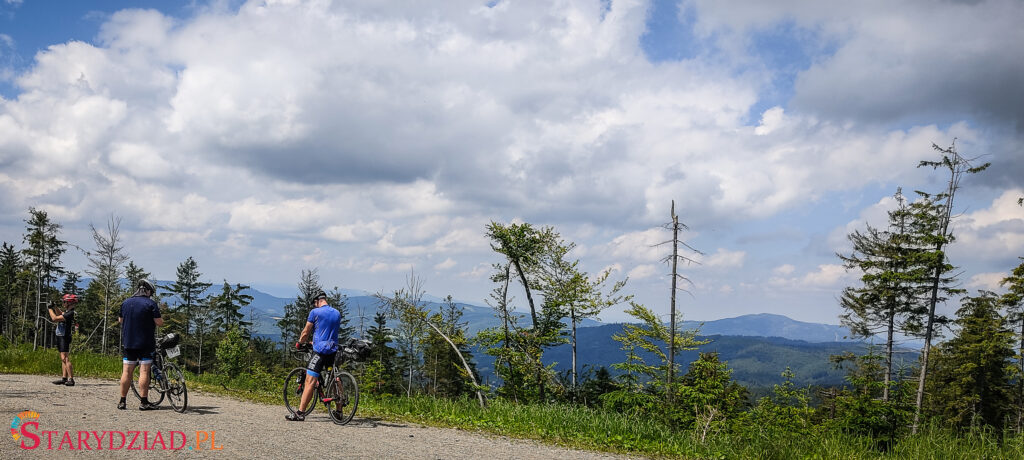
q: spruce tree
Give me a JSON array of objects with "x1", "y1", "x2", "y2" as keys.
[{"x1": 926, "y1": 292, "x2": 1014, "y2": 431}]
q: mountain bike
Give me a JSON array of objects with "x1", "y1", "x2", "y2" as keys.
[
  {"x1": 130, "y1": 333, "x2": 188, "y2": 413},
  {"x1": 283, "y1": 342, "x2": 362, "y2": 425}
]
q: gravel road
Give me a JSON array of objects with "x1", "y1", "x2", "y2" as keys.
[{"x1": 2, "y1": 374, "x2": 647, "y2": 459}]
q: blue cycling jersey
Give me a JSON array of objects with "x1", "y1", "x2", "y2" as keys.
[{"x1": 307, "y1": 305, "x2": 341, "y2": 354}]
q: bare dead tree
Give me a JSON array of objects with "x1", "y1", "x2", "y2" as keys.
[{"x1": 656, "y1": 200, "x2": 702, "y2": 397}]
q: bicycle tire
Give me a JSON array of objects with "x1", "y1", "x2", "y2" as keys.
[
  {"x1": 284, "y1": 368, "x2": 317, "y2": 416},
  {"x1": 164, "y1": 362, "x2": 188, "y2": 413},
  {"x1": 130, "y1": 365, "x2": 165, "y2": 405},
  {"x1": 327, "y1": 370, "x2": 359, "y2": 425}
]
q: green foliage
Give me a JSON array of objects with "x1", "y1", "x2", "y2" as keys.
[
  {"x1": 365, "y1": 311, "x2": 401, "y2": 395},
  {"x1": 825, "y1": 349, "x2": 914, "y2": 450},
  {"x1": 215, "y1": 325, "x2": 248, "y2": 376},
  {"x1": 745, "y1": 368, "x2": 816, "y2": 438},
  {"x1": 926, "y1": 291, "x2": 1015, "y2": 431},
  {"x1": 610, "y1": 301, "x2": 707, "y2": 395}
]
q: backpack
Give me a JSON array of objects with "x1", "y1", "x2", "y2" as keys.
[{"x1": 341, "y1": 337, "x2": 372, "y2": 362}]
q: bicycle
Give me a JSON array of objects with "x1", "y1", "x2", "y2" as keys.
[
  {"x1": 283, "y1": 340, "x2": 367, "y2": 425},
  {"x1": 130, "y1": 333, "x2": 188, "y2": 413}
]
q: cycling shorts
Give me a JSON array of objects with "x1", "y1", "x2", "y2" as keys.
[
  {"x1": 306, "y1": 352, "x2": 336, "y2": 378},
  {"x1": 55, "y1": 335, "x2": 72, "y2": 353},
  {"x1": 123, "y1": 348, "x2": 154, "y2": 365}
]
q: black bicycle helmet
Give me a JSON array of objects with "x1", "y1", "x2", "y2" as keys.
[
  {"x1": 311, "y1": 289, "x2": 328, "y2": 304},
  {"x1": 138, "y1": 279, "x2": 156, "y2": 295}
]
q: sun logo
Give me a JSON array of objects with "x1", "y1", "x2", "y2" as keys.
[{"x1": 10, "y1": 411, "x2": 40, "y2": 442}]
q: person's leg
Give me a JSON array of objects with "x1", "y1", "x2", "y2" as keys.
[
  {"x1": 53, "y1": 338, "x2": 69, "y2": 384},
  {"x1": 299, "y1": 373, "x2": 317, "y2": 412},
  {"x1": 120, "y1": 362, "x2": 136, "y2": 398},
  {"x1": 138, "y1": 363, "x2": 152, "y2": 399}
]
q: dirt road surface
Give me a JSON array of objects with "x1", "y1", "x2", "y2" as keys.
[{"x1": 1, "y1": 374, "x2": 647, "y2": 459}]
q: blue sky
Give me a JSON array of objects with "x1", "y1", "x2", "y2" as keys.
[{"x1": 1, "y1": 0, "x2": 1022, "y2": 325}]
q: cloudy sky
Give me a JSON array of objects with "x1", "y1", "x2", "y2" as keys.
[{"x1": 1, "y1": 0, "x2": 1021, "y2": 325}]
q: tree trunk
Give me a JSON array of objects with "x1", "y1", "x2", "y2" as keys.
[
  {"x1": 499, "y1": 264, "x2": 517, "y2": 403},
  {"x1": 571, "y1": 309, "x2": 577, "y2": 390},
  {"x1": 912, "y1": 256, "x2": 943, "y2": 434},
  {"x1": 423, "y1": 320, "x2": 486, "y2": 408},
  {"x1": 511, "y1": 258, "x2": 544, "y2": 401},
  {"x1": 884, "y1": 302, "x2": 894, "y2": 402},
  {"x1": 668, "y1": 201, "x2": 679, "y2": 399}
]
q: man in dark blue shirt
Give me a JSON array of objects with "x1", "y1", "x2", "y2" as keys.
[
  {"x1": 117, "y1": 279, "x2": 163, "y2": 410},
  {"x1": 286, "y1": 289, "x2": 341, "y2": 421}
]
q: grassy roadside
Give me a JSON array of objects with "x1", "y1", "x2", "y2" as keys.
[{"x1": 4, "y1": 344, "x2": 1024, "y2": 459}]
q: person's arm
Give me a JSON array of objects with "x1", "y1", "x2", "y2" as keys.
[
  {"x1": 48, "y1": 307, "x2": 64, "y2": 322},
  {"x1": 297, "y1": 321, "x2": 314, "y2": 344},
  {"x1": 152, "y1": 302, "x2": 163, "y2": 327}
]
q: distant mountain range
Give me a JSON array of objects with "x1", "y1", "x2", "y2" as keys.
[{"x1": 125, "y1": 282, "x2": 910, "y2": 389}]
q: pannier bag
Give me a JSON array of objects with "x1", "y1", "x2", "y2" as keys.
[
  {"x1": 342, "y1": 337, "x2": 372, "y2": 362},
  {"x1": 158, "y1": 333, "x2": 181, "y2": 349}
]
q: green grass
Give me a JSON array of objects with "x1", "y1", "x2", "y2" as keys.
[{"x1": 3, "y1": 343, "x2": 1023, "y2": 459}]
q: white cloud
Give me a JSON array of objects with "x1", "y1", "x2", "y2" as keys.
[
  {"x1": 627, "y1": 264, "x2": 659, "y2": 280},
  {"x1": 700, "y1": 248, "x2": 745, "y2": 269},
  {"x1": 773, "y1": 264, "x2": 795, "y2": 276},
  {"x1": 967, "y1": 272, "x2": 1007, "y2": 292},
  {"x1": 0, "y1": 0, "x2": 1020, "y2": 326},
  {"x1": 434, "y1": 257, "x2": 456, "y2": 270}
]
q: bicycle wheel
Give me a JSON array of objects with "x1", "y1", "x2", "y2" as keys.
[
  {"x1": 130, "y1": 365, "x2": 165, "y2": 405},
  {"x1": 284, "y1": 368, "x2": 317, "y2": 416},
  {"x1": 164, "y1": 363, "x2": 188, "y2": 413},
  {"x1": 327, "y1": 370, "x2": 359, "y2": 425}
]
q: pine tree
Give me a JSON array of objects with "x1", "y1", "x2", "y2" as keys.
[
  {"x1": 911, "y1": 141, "x2": 989, "y2": 433},
  {"x1": 365, "y1": 311, "x2": 401, "y2": 395},
  {"x1": 0, "y1": 242, "x2": 22, "y2": 341},
  {"x1": 1000, "y1": 258, "x2": 1024, "y2": 433},
  {"x1": 165, "y1": 257, "x2": 212, "y2": 337},
  {"x1": 926, "y1": 291, "x2": 1014, "y2": 431},
  {"x1": 210, "y1": 281, "x2": 253, "y2": 336},
  {"x1": 23, "y1": 208, "x2": 66, "y2": 350},
  {"x1": 839, "y1": 188, "x2": 929, "y2": 400},
  {"x1": 276, "y1": 268, "x2": 322, "y2": 347}
]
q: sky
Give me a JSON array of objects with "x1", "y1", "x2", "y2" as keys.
[{"x1": 1, "y1": 0, "x2": 1022, "y2": 325}]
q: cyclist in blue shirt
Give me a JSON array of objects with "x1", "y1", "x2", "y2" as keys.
[{"x1": 286, "y1": 289, "x2": 341, "y2": 421}]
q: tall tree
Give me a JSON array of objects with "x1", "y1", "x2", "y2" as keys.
[
  {"x1": 659, "y1": 200, "x2": 700, "y2": 396},
  {"x1": 838, "y1": 188, "x2": 927, "y2": 400},
  {"x1": 23, "y1": 208, "x2": 66, "y2": 350},
  {"x1": 926, "y1": 291, "x2": 1014, "y2": 431},
  {"x1": 276, "y1": 268, "x2": 323, "y2": 347},
  {"x1": 85, "y1": 215, "x2": 127, "y2": 355},
  {"x1": 164, "y1": 257, "x2": 211, "y2": 337},
  {"x1": 538, "y1": 239, "x2": 628, "y2": 391},
  {"x1": 1001, "y1": 258, "x2": 1024, "y2": 433},
  {"x1": 1, "y1": 243, "x2": 23, "y2": 340},
  {"x1": 365, "y1": 311, "x2": 401, "y2": 395},
  {"x1": 486, "y1": 221, "x2": 559, "y2": 400},
  {"x1": 124, "y1": 261, "x2": 150, "y2": 293},
  {"x1": 326, "y1": 287, "x2": 355, "y2": 342},
  {"x1": 210, "y1": 281, "x2": 254, "y2": 337},
  {"x1": 911, "y1": 141, "x2": 989, "y2": 433}
]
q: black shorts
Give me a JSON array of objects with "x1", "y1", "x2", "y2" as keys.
[
  {"x1": 306, "y1": 352, "x2": 336, "y2": 378},
  {"x1": 55, "y1": 336, "x2": 72, "y2": 353},
  {"x1": 123, "y1": 348, "x2": 155, "y2": 365}
]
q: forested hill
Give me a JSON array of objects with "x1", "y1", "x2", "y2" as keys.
[{"x1": 473, "y1": 324, "x2": 913, "y2": 389}]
